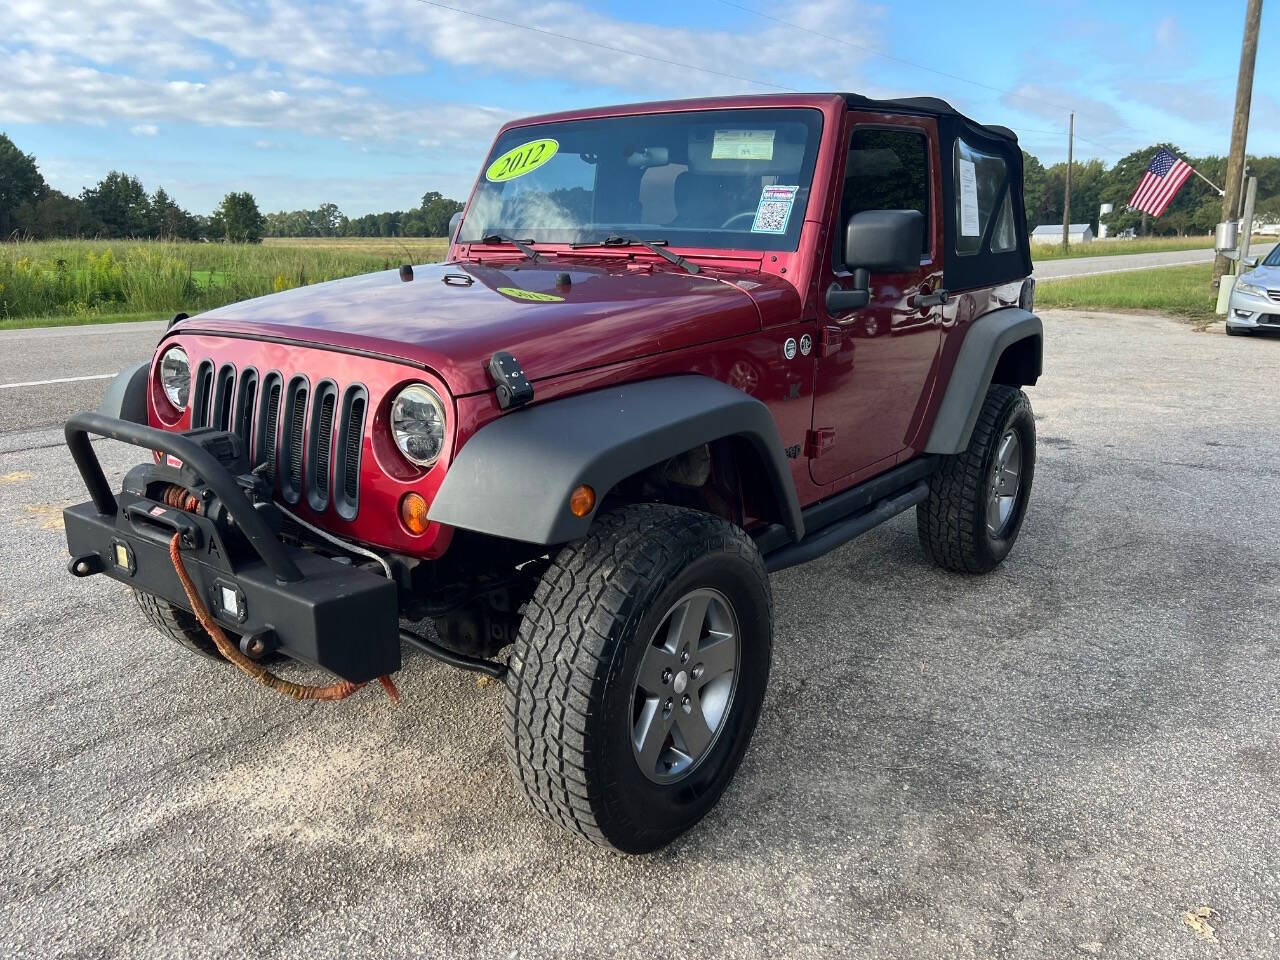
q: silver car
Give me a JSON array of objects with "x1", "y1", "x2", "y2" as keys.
[{"x1": 1227, "y1": 242, "x2": 1280, "y2": 336}]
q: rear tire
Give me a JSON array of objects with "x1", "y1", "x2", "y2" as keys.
[
  {"x1": 917, "y1": 384, "x2": 1035, "y2": 573},
  {"x1": 504, "y1": 504, "x2": 772, "y2": 853},
  {"x1": 133, "y1": 589, "x2": 226, "y2": 662}
]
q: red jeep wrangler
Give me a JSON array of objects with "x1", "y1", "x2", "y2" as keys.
[{"x1": 64, "y1": 93, "x2": 1040, "y2": 853}]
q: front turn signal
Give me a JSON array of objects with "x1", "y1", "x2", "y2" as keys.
[
  {"x1": 569, "y1": 484, "x2": 596, "y2": 518},
  {"x1": 400, "y1": 492, "x2": 430, "y2": 535}
]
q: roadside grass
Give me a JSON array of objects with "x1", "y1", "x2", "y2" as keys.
[
  {"x1": 1031, "y1": 234, "x2": 1274, "y2": 262},
  {"x1": 0, "y1": 238, "x2": 450, "y2": 330},
  {"x1": 1032, "y1": 235, "x2": 1208, "y2": 261},
  {"x1": 1036, "y1": 263, "x2": 1219, "y2": 324}
]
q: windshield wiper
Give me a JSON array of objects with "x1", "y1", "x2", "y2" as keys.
[
  {"x1": 479, "y1": 234, "x2": 544, "y2": 263},
  {"x1": 570, "y1": 236, "x2": 700, "y2": 275}
]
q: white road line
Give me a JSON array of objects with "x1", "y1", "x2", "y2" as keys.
[
  {"x1": 0, "y1": 373, "x2": 117, "y2": 390},
  {"x1": 1036, "y1": 257, "x2": 1213, "y2": 282}
]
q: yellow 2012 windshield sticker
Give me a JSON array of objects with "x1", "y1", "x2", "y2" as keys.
[
  {"x1": 486, "y1": 139, "x2": 559, "y2": 182},
  {"x1": 497, "y1": 287, "x2": 564, "y2": 302}
]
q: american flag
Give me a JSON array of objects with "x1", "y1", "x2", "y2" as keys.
[{"x1": 1127, "y1": 148, "x2": 1194, "y2": 218}]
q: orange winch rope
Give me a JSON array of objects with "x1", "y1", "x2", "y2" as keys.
[{"x1": 160, "y1": 485, "x2": 399, "y2": 703}]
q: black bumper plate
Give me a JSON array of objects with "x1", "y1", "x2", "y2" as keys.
[{"x1": 64, "y1": 500, "x2": 401, "y2": 683}]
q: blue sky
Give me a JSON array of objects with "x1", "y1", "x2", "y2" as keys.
[{"x1": 3, "y1": 0, "x2": 1275, "y2": 216}]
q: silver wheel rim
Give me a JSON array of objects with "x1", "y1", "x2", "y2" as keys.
[
  {"x1": 987, "y1": 428, "x2": 1023, "y2": 538},
  {"x1": 630, "y1": 588, "x2": 740, "y2": 784}
]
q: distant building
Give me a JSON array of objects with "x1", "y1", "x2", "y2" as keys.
[{"x1": 1031, "y1": 223, "x2": 1095, "y2": 245}]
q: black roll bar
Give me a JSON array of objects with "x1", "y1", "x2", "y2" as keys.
[{"x1": 64, "y1": 411, "x2": 304, "y2": 583}]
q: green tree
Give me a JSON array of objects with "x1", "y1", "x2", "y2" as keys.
[
  {"x1": 81, "y1": 171, "x2": 151, "y2": 237},
  {"x1": 13, "y1": 189, "x2": 100, "y2": 238},
  {"x1": 150, "y1": 187, "x2": 196, "y2": 239},
  {"x1": 1021, "y1": 151, "x2": 1047, "y2": 232},
  {"x1": 211, "y1": 192, "x2": 265, "y2": 243},
  {"x1": 0, "y1": 133, "x2": 48, "y2": 237},
  {"x1": 419, "y1": 191, "x2": 464, "y2": 236}
]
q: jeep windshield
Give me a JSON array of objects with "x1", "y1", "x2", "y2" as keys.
[{"x1": 459, "y1": 108, "x2": 823, "y2": 253}]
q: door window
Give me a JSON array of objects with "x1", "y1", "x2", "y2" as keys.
[{"x1": 839, "y1": 128, "x2": 931, "y2": 260}]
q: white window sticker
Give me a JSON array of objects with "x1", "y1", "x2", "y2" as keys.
[
  {"x1": 751, "y1": 184, "x2": 798, "y2": 234},
  {"x1": 712, "y1": 129, "x2": 775, "y2": 160},
  {"x1": 958, "y1": 157, "x2": 981, "y2": 237}
]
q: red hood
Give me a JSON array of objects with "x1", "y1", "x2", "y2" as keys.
[{"x1": 173, "y1": 258, "x2": 798, "y2": 396}]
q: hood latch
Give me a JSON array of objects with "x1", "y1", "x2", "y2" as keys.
[{"x1": 488, "y1": 352, "x2": 534, "y2": 410}]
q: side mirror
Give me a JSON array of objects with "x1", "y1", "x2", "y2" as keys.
[
  {"x1": 826, "y1": 209, "x2": 925, "y2": 315},
  {"x1": 448, "y1": 211, "x2": 463, "y2": 242}
]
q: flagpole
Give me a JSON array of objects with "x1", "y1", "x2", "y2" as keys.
[{"x1": 1189, "y1": 166, "x2": 1225, "y2": 196}]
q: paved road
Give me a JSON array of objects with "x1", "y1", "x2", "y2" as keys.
[
  {"x1": 2, "y1": 313, "x2": 1278, "y2": 959},
  {"x1": 1033, "y1": 247, "x2": 1216, "y2": 281},
  {"x1": 0, "y1": 321, "x2": 165, "y2": 436}
]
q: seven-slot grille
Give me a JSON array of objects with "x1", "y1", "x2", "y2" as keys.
[{"x1": 189, "y1": 361, "x2": 367, "y2": 520}]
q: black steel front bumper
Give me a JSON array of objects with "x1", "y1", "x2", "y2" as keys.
[{"x1": 62, "y1": 412, "x2": 400, "y2": 683}]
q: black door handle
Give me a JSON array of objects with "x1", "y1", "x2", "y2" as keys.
[{"x1": 916, "y1": 288, "x2": 949, "y2": 308}]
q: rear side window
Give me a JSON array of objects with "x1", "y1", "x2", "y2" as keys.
[
  {"x1": 841, "y1": 128, "x2": 930, "y2": 255},
  {"x1": 953, "y1": 139, "x2": 1015, "y2": 255}
]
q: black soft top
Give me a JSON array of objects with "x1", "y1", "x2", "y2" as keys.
[
  {"x1": 843, "y1": 92, "x2": 1031, "y2": 291},
  {"x1": 841, "y1": 94, "x2": 1019, "y2": 143}
]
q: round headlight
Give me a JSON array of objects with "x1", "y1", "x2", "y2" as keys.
[
  {"x1": 159, "y1": 346, "x2": 190, "y2": 410},
  {"x1": 390, "y1": 384, "x2": 447, "y2": 467}
]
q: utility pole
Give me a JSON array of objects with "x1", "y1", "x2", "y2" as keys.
[
  {"x1": 1214, "y1": 0, "x2": 1263, "y2": 284},
  {"x1": 1062, "y1": 112, "x2": 1074, "y2": 253},
  {"x1": 1240, "y1": 176, "x2": 1258, "y2": 266}
]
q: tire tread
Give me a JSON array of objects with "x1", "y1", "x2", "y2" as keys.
[{"x1": 503, "y1": 504, "x2": 770, "y2": 849}]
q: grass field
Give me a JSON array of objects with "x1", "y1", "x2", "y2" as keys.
[
  {"x1": 0, "y1": 238, "x2": 450, "y2": 330},
  {"x1": 1035, "y1": 262, "x2": 1220, "y2": 324}
]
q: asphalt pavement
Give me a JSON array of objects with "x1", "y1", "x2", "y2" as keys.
[
  {"x1": 1, "y1": 311, "x2": 1278, "y2": 959},
  {"x1": 1032, "y1": 247, "x2": 1215, "y2": 281}
]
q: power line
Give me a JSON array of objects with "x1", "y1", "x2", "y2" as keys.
[{"x1": 404, "y1": 0, "x2": 799, "y2": 92}]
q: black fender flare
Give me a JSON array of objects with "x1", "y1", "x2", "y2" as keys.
[
  {"x1": 98, "y1": 361, "x2": 150, "y2": 424},
  {"x1": 924, "y1": 308, "x2": 1042, "y2": 456},
  {"x1": 428, "y1": 375, "x2": 804, "y2": 546}
]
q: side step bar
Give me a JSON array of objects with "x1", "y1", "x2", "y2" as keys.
[
  {"x1": 764, "y1": 480, "x2": 929, "y2": 573},
  {"x1": 757, "y1": 481, "x2": 931, "y2": 570}
]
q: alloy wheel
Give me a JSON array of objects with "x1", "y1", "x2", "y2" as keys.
[
  {"x1": 630, "y1": 588, "x2": 740, "y2": 784},
  {"x1": 987, "y1": 428, "x2": 1023, "y2": 537}
]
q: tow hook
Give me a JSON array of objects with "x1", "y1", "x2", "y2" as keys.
[{"x1": 239, "y1": 632, "x2": 277, "y2": 661}]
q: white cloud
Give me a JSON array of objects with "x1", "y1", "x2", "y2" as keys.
[
  {"x1": 1, "y1": 0, "x2": 888, "y2": 144},
  {"x1": 0, "y1": 0, "x2": 896, "y2": 210},
  {"x1": 0, "y1": 48, "x2": 509, "y2": 146},
  {"x1": 379, "y1": 0, "x2": 883, "y2": 95}
]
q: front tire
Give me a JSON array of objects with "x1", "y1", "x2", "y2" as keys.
[
  {"x1": 917, "y1": 384, "x2": 1036, "y2": 573},
  {"x1": 133, "y1": 589, "x2": 226, "y2": 661},
  {"x1": 504, "y1": 504, "x2": 772, "y2": 853}
]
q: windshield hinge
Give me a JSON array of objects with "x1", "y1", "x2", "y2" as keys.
[{"x1": 488, "y1": 352, "x2": 534, "y2": 410}]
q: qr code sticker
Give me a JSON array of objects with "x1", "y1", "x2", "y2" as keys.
[{"x1": 751, "y1": 185, "x2": 798, "y2": 234}]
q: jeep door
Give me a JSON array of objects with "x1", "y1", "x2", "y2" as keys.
[{"x1": 810, "y1": 113, "x2": 944, "y2": 486}]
